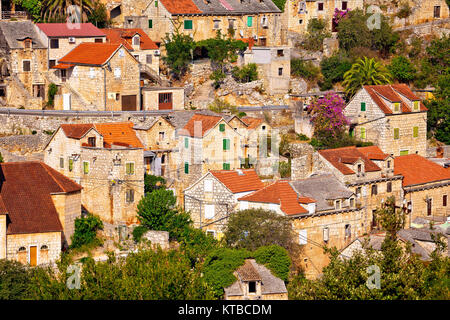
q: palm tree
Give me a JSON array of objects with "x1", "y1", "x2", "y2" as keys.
[
  {"x1": 41, "y1": 0, "x2": 94, "y2": 22},
  {"x1": 343, "y1": 57, "x2": 393, "y2": 97}
]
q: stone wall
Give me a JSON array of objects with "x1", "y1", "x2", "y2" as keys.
[
  {"x1": 142, "y1": 87, "x2": 185, "y2": 111},
  {"x1": 51, "y1": 191, "x2": 82, "y2": 247},
  {"x1": 142, "y1": 230, "x2": 169, "y2": 250},
  {"x1": 0, "y1": 215, "x2": 6, "y2": 259}
]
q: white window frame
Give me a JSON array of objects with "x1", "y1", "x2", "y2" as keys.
[
  {"x1": 125, "y1": 161, "x2": 135, "y2": 175},
  {"x1": 114, "y1": 67, "x2": 121, "y2": 79},
  {"x1": 204, "y1": 179, "x2": 213, "y2": 192},
  {"x1": 204, "y1": 204, "x2": 215, "y2": 219},
  {"x1": 298, "y1": 229, "x2": 307, "y2": 245}
]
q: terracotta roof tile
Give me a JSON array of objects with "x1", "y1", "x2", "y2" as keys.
[
  {"x1": 0, "y1": 162, "x2": 82, "y2": 235},
  {"x1": 241, "y1": 117, "x2": 264, "y2": 129},
  {"x1": 102, "y1": 28, "x2": 158, "y2": 51},
  {"x1": 181, "y1": 114, "x2": 223, "y2": 138},
  {"x1": 60, "y1": 124, "x2": 94, "y2": 139},
  {"x1": 36, "y1": 23, "x2": 106, "y2": 37},
  {"x1": 209, "y1": 169, "x2": 264, "y2": 193},
  {"x1": 0, "y1": 195, "x2": 7, "y2": 215},
  {"x1": 318, "y1": 146, "x2": 382, "y2": 175},
  {"x1": 357, "y1": 146, "x2": 390, "y2": 161},
  {"x1": 59, "y1": 43, "x2": 122, "y2": 66},
  {"x1": 160, "y1": 0, "x2": 202, "y2": 14},
  {"x1": 94, "y1": 122, "x2": 144, "y2": 149},
  {"x1": 238, "y1": 180, "x2": 311, "y2": 215},
  {"x1": 51, "y1": 63, "x2": 75, "y2": 69},
  {"x1": 394, "y1": 154, "x2": 450, "y2": 187}
]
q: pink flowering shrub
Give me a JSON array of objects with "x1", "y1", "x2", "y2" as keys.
[
  {"x1": 333, "y1": 8, "x2": 350, "y2": 25},
  {"x1": 308, "y1": 92, "x2": 349, "y2": 137}
]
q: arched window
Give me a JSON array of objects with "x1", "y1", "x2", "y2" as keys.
[
  {"x1": 40, "y1": 245, "x2": 49, "y2": 250},
  {"x1": 18, "y1": 247, "x2": 27, "y2": 252}
]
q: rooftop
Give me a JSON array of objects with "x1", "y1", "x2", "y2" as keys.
[
  {"x1": 36, "y1": 23, "x2": 106, "y2": 37},
  {"x1": 394, "y1": 154, "x2": 450, "y2": 187},
  {"x1": 160, "y1": 0, "x2": 281, "y2": 15},
  {"x1": 209, "y1": 169, "x2": 264, "y2": 193},
  {"x1": 318, "y1": 146, "x2": 382, "y2": 175},
  {"x1": 241, "y1": 117, "x2": 264, "y2": 129},
  {"x1": 58, "y1": 43, "x2": 124, "y2": 66},
  {"x1": 0, "y1": 21, "x2": 46, "y2": 49},
  {"x1": 102, "y1": 28, "x2": 158, "y2": 51},
  {"x1": 180, "y1": 113, "x2": 224, "y2": 138}
]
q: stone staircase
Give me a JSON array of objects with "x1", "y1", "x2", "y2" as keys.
[{"x1": 139, "y1": 63, "x2": 170, "y2": 86}]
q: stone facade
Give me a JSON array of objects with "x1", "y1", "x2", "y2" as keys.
[
  {"x1": 51, "y1": 191, "x2": 82, "y2": 246},
  {"x1": 142, "y1": 87, "x2": 185, "y2": 111},
  {"x1": 142, "y1": 230, "x2": 170, "y2": 249}
]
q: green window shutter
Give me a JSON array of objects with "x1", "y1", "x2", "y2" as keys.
[
  {"x1": 184, "y1": 162, "x2": 189, "y2": 174},
  {"x1": 155, "y1": 0, "x2": 158, "y2": 7},
  {"x1": 400, "y1": 150, "x2": 409, "y2": 156},
  {"x1": 394, "y1": 128, "x2": 399, "y2": 140},
  {"x1": 247, "y1": 16, "x2": 253, "y2": 27},
  {"x1": 219, "y1": 123, "x2": 225, "y2": 132},
  {"x1": 223, "y1": 162, "x2": 230, "y2": 170},
  {"x1": 349, "y1": 127, "x2": 354, "y2": 137},
  {"x1": 360, "y1": 127, "x2": 366, "y2": 139},
  {"x1": 223, "y1": 138, "x2": 230, "y2": 150},
  {"x1": 414, "y1": 101, "x2": 419, "y2": 110},
  {"x1": 360, "y1": 102, "x2": 366, "y2": 112},
  {"x1": 394, "y1": 103, "x2": 400, "y2": 112},
  {"x1": 69, "y1": 159, "x2": 73, "y2": 172},
  {"x1": 148, "y1": 19, "x2": 153, "y2": 29},
  {"x1": 60, "y1": 157, "x2": 64, "y2": 169},
  {"x1": 126, "y1": 163, "x2": 130, "y2": 174},
  {"x1": 184, "y1": 20, "x2": 193, "y2": 30},
  {"x1": 185, "y1": 137, "x2": 189, "y2": 148},
  {"x1": 83, "y1": 161, "x2": 89, "y2": 174},
  {"x1": 126, "y1": 163, "x2": 135, "y2": 174},
  {"x1": 413, "y1": 126, "x2": 419, "y2": 137}
]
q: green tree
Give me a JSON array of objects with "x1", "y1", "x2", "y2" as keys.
[
  {"x1": 232, "y1": 63, "x2": 258, "y2": 83},
  {"x1": 254, "y1": 245, "x2": 291, "y2": 282},
  {"x1": 320, "y1": 54, "x2": 352, "y2": 84},
  {"x1": 136, "y1": 188, "x2": 191, "y2": 240},
  {"x1": 13, "y1": 0, "x2": 43, "y2": 22},
  {"x1": 162, "y1": 27, "x2": 196, "y2": 79},
  {"x1": 302, "y1": 18, "x2": 331, "y2": 52},
  {"x1": 0, "y1": 153, "x2": 3, "y2": 163},
  {"x1": 87, "y1": 1, "x2": 111, "y2": 28},
  {"x1": 343, "y1": 57, "x2": 392, "y2": 97},
  {"x1": 388, "y1": 56, "x2": 417, "y2": 83},
  {"x1": 70, "y1": 213, "x2": 103, "y2": 249},
  {"x1": 337, "y1": 9, "x2": 372, "y2": 52},
  {"x1": 371, "y1": 15, "x2": 400, "y2": 58},
  {"x1": 144, "y1": 174, "x2": 166, "y2": 194},
  {"x1": 272, "y1": 0, "x2": 287, "y2": 11},
  {"x1": 41, "y1": 0, "x2": 94, "y2": 22},
  {"x1": 0, "y1": 259, "x2": 32, "y2": 299},
  {"x1": 291, "y1": 59, "x2": 320, "y2": 81},
  {"x1": 425, "y1": 72, "x2": 450, "y2": 144}
]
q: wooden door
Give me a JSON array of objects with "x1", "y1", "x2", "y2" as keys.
[
  {"x1": 427, "y1": 198, "x2": 432, "y2": 216},
  {"x1": 158, "y1": 93, "x2": 173, "y2": 110},
  {"x1": 122, "y1": 95, "x2": 137, "y2": 111},
  {"x1": 29, "y1": 246, "x2": 37, "y2": 266}
]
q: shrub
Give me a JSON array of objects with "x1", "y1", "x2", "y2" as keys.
[
  {"x1": 297, "y1": 133, "x2": 310, "y2": 141},
  {"x1": 388, "y1": 56, "x2": 416, "y2": 82},
  {"x1": 320, "y1": 54, "x2": 352, "y2": 84},
  {"x1": 291, "y1": 59, "x2": 320, "y2": 81},
  {"x1": 254, "y1": 245, "x2": 291, "y2": 282},
  {"x1": 0, "y1": 259, "x2": 32, "y2": 299},
  {"x1": 47, "y1": 83, "x2": 58, "y2": 107},
  {"x1": 132, "y1": 225, "x2": 149, "y2": 243},
  {"x1": 208, "y1": 98, "x2": 238, "y2": 114},
  {"x1": 70, "y1": 213, "x2": 104, "y2": 249},
  {"x1": 144, "y1": 174, "x2": 166, "y2": 194},
  {"x1": 279, "y1": 161, "x2": 291, "y2": 178},
  {"x1": 396, "y1": 2, "x2": 412, "y2": 19},
  {"x1": 302, "y1": 18, "x2": 331, "y2": 52},
  {"x1": 232, "y1": 63, "x2": 258, "y2": 83},
  {"x1": 210, "y1": 69, "x2": 226, "y2": 88}
]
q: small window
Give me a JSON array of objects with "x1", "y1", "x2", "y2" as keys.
[
  {"x1": 24, "y1": 39, "x2": 32, "y2": 49},
  {"x1": 345, "y1": 224, "x2": 351, "y2": 238},
  {"x1": 394, "y1": 102, "x2": 400, "y2": 112},
  {"x1": 184, "y1": 162, "x2": 189, "y2": 174},
  {"x1": 155, "y1": 0, "x2": 158, "y2": 7},
  {"x1": 89, "y1": 68, "x2": 95, "y2": 79},
  {"x1": 262, "y1": 125, "x2": 266, "y2": 130},
  {"x1": 413, "y1": 126, "x2": 419, "y2": 138},
  {"x1": 434, "y1": 6, "x2": 441, "y2": 18},
  {"x1": 204, "y1": 204, "x2": 215, "y2": 219},
  {"x1": 146, "y1": 54, "x2": 152, "y2": 64},
  {"x1": 387, "y1": 160, "x2": 391, "y2": 168},
  {"x1": 219, "y1": 123, "x2": 225, "y2": 132},
  {"x1": 49, "y1": 60, "x2": 56, "y2": 68},
  {"x1": 159, "y1": 131, "x2": 165, "y2": 141},
  {"x1": 342, "y1": 1, "x2": 348, "y2": 10},
  {"x1": 23, "y1": 60, "x2": 31, "y2": 72},
  {"x1": 360, "y1": 127, "x2": 366, "y2": 139},
  {"x1": 126, "y1": 162, "x2": 135, "y2": 175},
  {"x1": 278, "y1": 67, "x2": 283, "y2": 76},
  {"x1": 413, "y1": 101, "x2": 419, "y2": 111},
  {"x1": 184, "y1": 20, "x2": 193, "y2": 30},
  {"x1": 213, "y1": 20, "x2": 220, "y2": 29},
  {"x1": 298, "y1": 229, "x2": 307, "y2": 245},
  {"x1": 83, "y1": 161, "x2": 89, "y2": 174},
  {"x1": 114, "y1": 67, "x2": 121, "y2": 79},
  {"x1": 299, "y1": 19, "x2": 303, "y2": 24},
  {"x1": 148, "y1": 19, "x2": 153, "y2": 29},
  {"x1": 134, "y1": 55, "x2": 140, "y2": 61},
  {"x1": 95, "y1": 38, "x2": 103, "y2": 43},
  {"x1": 40, "y1": 245, "x2": 48, "y2": 250},
  {"x1": 18, "y1": 247, "x2": 27, "y2": 252},
  {"x1": 204, "y1": 179, "x2": 213, "y2": 192},
  {"x1": 88, "y1": 137, "x2": 96, "y2": 147},
  {"x1": 247, "y1": 16, "x2": 253, "y2": 27},
  {"x1": 126, "y1": 189, "x2": 134, "y2": 203},
  {"x1": 356, "y1": 187, "x2": 362, "y2": 197},
  {"x1": 60, "y1": 157, "x2": 64, "y2": 169},
  {"x1": 133, "y1": 36, "x2": 140, "y2": 46},
  {"x1": 318, "y1": 2, "x2": 324, "y2": 11},
  {"x1": 277, "y1": 49, "x2": 284, "y2": 57},
  {"x1": 394, "y1": 128, "x2": 400, "y2": 140},
  {"x1": 229, "y1": 19, "x2": 235, "y2": 29},
  {"x1": 206, "y1": 230, "x2": 215, "y2": 238},
  {"x1": 68, "y1": 37, "x2": 75, "y2": 44},
  {"x1": 69, "y1": 158, "x2": 73, "y2": 172},
  {"x1": 335, "y1": 200, "x2": 341, "y2": 209},
  {"x1": 50, "y1": 39, "x2": 59, "y2": 49},
  {"x1": 349, "y1": 198, "x2": 355, "y2": 207},
  {"x1": 360, "y1": 102, "x2": 366, "y2": 112},
  {"x1": 371, "y1": 184, "x2": 378, "y2": 196},
  {"x1": 248, "y1": 281, "x2": 256, "y2": 293},
  {"x1": 323, "y1": 227, "x2": 329, "y2": 242},
  {"x1": 223, "y1": 138, "x2": 230, "y2": 151},
  {"x1": 184, "y1": 137, "x2": 189, "y2": 148},
  {"x1": 118, "y1": 49, "x2": 125, "y2": 57},
  {"x1": 223, "y1": 162, "x2": 230, "y2": 170},
  {"x1": 386, "y1": 182, "x2": 392, "y2": 193},
  {"x1": 443, "y1": 195, "x2": 447, "y2": 207},
  {"x1": 357, "y1": 164, "x2": 362, "y2": 173}
]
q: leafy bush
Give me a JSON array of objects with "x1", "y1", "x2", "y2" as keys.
[
  {"x1": 291, "y1": 59, "x2": 320, "y2": 81},
  {"x1": 232, "y1": 63, "x2": 258, "y2": 83},
  {"x1": 208, "y1": 98, "x2": 238, "y2": 114},
  {"x1": 320, "y1": 54, "x2": 352, "y2": 84},
  {"x1": 302, "y1": 18, "x2": 331, "y2": 52},
  {"x1": 279, "y1": 161, "x2": 291, "y2": 178},
  {"x1": 70, "y1": 213, "x2": 104, "y2": 249},
  {"x1": 210, "y1": 69, "x2": 226, "y2": 88},
  {"x1": 144, "y1": 174, "x2": 166, "y2": 194},
  {"x1": 396, "y1": 2, "x2": 412, "y2": 19},
  {"x1": 178, "y1": 227, "x2": 219, "y2": 265},
  {"x1": 132, "y1": 225, "x2": 149, "y2": 243},
  {"x1": 0, "y1": 259, "x2": 32, "y2": 299},
  {"x1": 272, "y1": 0, "x2": 287, "y2": 11},
  {"x1": 162, "y1": 29, "x2": 196, "y2": 79},
  {"x1": 254, "y1": 245, "x2": 291, "y2": 282},
  {"x1": 297, "y1": 133, "x2": 310, "y2": 141},
  {"x1": 47, "y1": 83, "x2": 58, "y2": 107},
  {"x1": 388, "y1": 56, "x2": 416, "y2": 82}
]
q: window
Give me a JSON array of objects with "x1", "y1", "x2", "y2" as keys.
[
  {"x1": 184, "y1": 20, "x2": 193, "y2": 30},
  {"x1": 229, "y1": 19, "x2": 235, "y2": 29},
  {"x1": 345, "y1": 224, "x2": 351, "y2": 238},
  {"x1": 59, "y1": 157, "x2": 64, "y2": 168},
  {"x1": 318, "y1": 2, "x2": 324, "y2": 11},
  {"x1": 118, "y1": 49, "x2": 125, "y2": 57},
  {"x1": 184, "y1": 162, "x2": 189, "y2": 174},
  {"x1": 204, "y1": 179, "x2": 213, "y2": 192},
  {"x1": 40, "y1": 245, "x2": 48, "y2": 250},
  {"x1": 248, "y1": 281, "x2": 256, "y2": 293},
  {"x1": 394, "y1": 102, "x2": 400, "y2": 112},
  {"x1": 434, "y1": 6, "x2": 441, "y2": 18},
  {"x1": 49, "y1": 60, "x2": 56, "y2": 68},
  {"x1": 133, "y1": 36, "x2": 140, "y2": 46},
  {"x1": 22, "y1": 60, "x2": 31, "y2": 72},
  {"x1": 357, "y1": 164, "x2": 362, "y2": 173},
  {"x1": 323, "y1": 227, "x2": 329, "y2": 242},
  {"x1": 277, "y1": 49, "x2": 284, "y2": 57},
  {"x1": 342, "y1": 1, "x2": 348, "y2": 10},
  {"x1": 360, "y1": 102, "x2": 366, "y2": 111},
  {"x1": 184, "y1": 137, "x2": 189, "y2": 148},
  {"x1": 146, "y1": 54, "x2": 152, "y2": 64},
  {"x1": 335, "y1": 200, "x2": 341, "y2": 209},
  {"x1": 413, "y1": 126, "x2": 419, "y2": 138},
  {"x1": 223, "y1": 162, "x2": 230, "y2": 170},
  {"x1": 83, "y1": 161, "x2": 89, "y2": 174},
  {"x1": 349, "y1": 198, "x2": 355, "y2": 207},
  {"x1": 159, "y1": 131, "x2": 165, "y2": 141},
  {"x1": 95, "y1": 38, "x2": 103, "y2": 43},
  {"x1": 18, "y1": 247, "x2": 27, "y2": 252},
  {"x1": 413, "y1": 101, "x2": 419, "y2": 111},
  {"x1": 247, "y1": 16, "x2": 253, "y2": 27},
  {"x1": 298, "y1": 229, "x2": 307, "y2": 245},
  {"x1": 116, "y1": 93, "x2": 120, "y2": 101},
  {"x1": 299, "y1": 19, "x2": 303, "y2": 24},
  {"x1": 88, "y1": 137, "x2": 96, "y2": 147},
  {"x1": 356, "y1": 187, "x2": 362, "y2": 197},
  {"x1": 89, "y1": 68, "x2": 95, "y2": 79},
  {"x1": 204, "y1": 204, "x2": 215, "y2": 219},
  {"x1": 68, "y1": 37, "x2": 75, "y2": 44},
  {"x1": 155, "y1": 0, "x2": 158, "y2": 7},
  {"x1": 24, "y1": 39, "x2": 32, "y2": 49},
  {"x1": 371, "y1": 184, "x2": 378, "y2": 196},
  {"x1": 219, "y1": 123, "x2": 225, "y2": 132},
  {"x1": 126, "y1": 189, "x2": 134, "y2": 203},
  {"x1": 126, "y1": 162, "x2": 135, "y2": 175},
  {"x1": 443, "y1": 195, "x2": 447, "y2": 207},
  {"x1": 134, "y1": 55, "x2": 140, "y2": 61},
  {"x1": 386, "y1": 182, "x2": 392, "y2": 193},
  {"x1": 400, "y1": 150, "x2": 409, "y2": 156},
  {"x1": 394, "y1": 128, "x2": 400, "y2": 140},
  {"x1": 278, "y1": 67, "x2": 283, "y2": 76},
  {"x1": 50, "y1": 39, "x2": 59, "y2": 49},
  {"x1": 360, "y1": 127, "x2": 366, "y2": 139},
  {"x1": 69, "y1": 158, "x2": 73, "y2": 172},
  {"x1": 114, "y1": 67, "x2": 121, "y2": 79},
  {"x1": 427, "y1": 198, "x2": 432, "y2": 216},
  {"x1": 148, "y1": 19, "x2": 153, "y2": 29},
  {"x1": 387, "y1": 160, "x2": 391, "y2": 168},
  {"x1": 223, "y1": 138, "x2": 230, "y2": 151},
  {"x1": 262, "y1": 125, "x2": 266, "y2": 130},
  {"x1": 213, "y1": 20, "x2": 220, "y2": 29}
]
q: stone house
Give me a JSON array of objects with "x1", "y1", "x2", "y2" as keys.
[
  {"x1": 141, "y1": 86, "x2": 185, "y2": 111},
  {"x1": 184, "y1": 168, "x2": 264, "y2": 238},
  {"x1": 0, "y1": 161, "x2": 82, "y2": 266},
  {"x1": 102, "y1": 27, "x2": 160, "y2": 79},
  {"x1": 283, "y1": 0, "x2": 363, "y2": 42},
  {"x1": 240, "y1": 116, "x2": 271, "y2": 164},
  {"x1": 35, "y1": 23, "x2": 106, "y2": 69},
  {"x1": 344, "y1": 84, "x2": 428, "y2": 157},
  {"x1": 224, "y1": 259, "x2": 288, "y2": 300},
  {"x1": 43, "y1": 122, "x2": 145, "y2": 227},
  {"x1": 317, "y1": 145, "x2": 404, "y2": 229},
  {"x1": 121, "y1": 0, "x2": 285, "y2": 47},
  {"x1": 51, "y1": 43, "x2": 140, "y2": 111},
  {"x1": 240, "y1": 45, "x2": 291, "y2": 94},
  {"x1": 237, "y1": 174, "x2": 367, "y2": 279},
  {"x1": 0, "y1": 20, "x2": 48, "y2": 109},
  {"x1": 394, "y1": 154, "x2": 450, "y2": 225}
]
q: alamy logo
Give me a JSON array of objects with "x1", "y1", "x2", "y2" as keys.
[
  {"x1": 366, "y1": 5, "x2": 382, "y2": 30},
  {"x1": 66, "y1": 5, "x2": 82, "y2": 30},
  {"x1": 66, "y1": 263, "x2": 81, "y2": 290},
  {"x1": 366, "y1": 265, "x2": 381, "y2": 290}
]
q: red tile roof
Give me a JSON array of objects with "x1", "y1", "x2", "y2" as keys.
[
  {"x1": 36, "y1": 23, "x2": 105, "y2": 37},
  {"x1": 209, "y1": 169, "x2": 264, "y2": 193},
  {"x1": 58, "y1": 43, "x2": 122, "y2": 66},
  {"x1": 60, "y1": 124, "x2": 95, "y2": 139},
  {"x1": 242, "y1": 117, "x2": 264, "y2": 129},
  {"x1": 238, "y1": 180, "x2": 311, "y2": 215},
  {"x1": 94, "y1": 122, "x2": 144, "y2": 149},
  {"x1": 0, "y1": 195, "x2": 7, "y2": 215},
  {"x1": 394, "y1": 154, "x2": 450, "y2": 187},
  {"x1": 0, "y1": 162, "x2": 82, "y2": 235},
  {"x1": 318, "y1": 146, "x2": 382, "y2": 175},
  {"x1": 182, "y1": 114, "x2": 223, "y2": 138},
  {"x1": 357, "y1": 146, "x2": 390, "y2": 161},
  {"x1": 51, "y1": 62, "x2": 75, "y2": 69},
  {"x1": 102, "y1": 28, "x2": 158, "y2": 51},
  {"x1": 160, "y1": 0, "x2": 202, "y2": 14}
]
